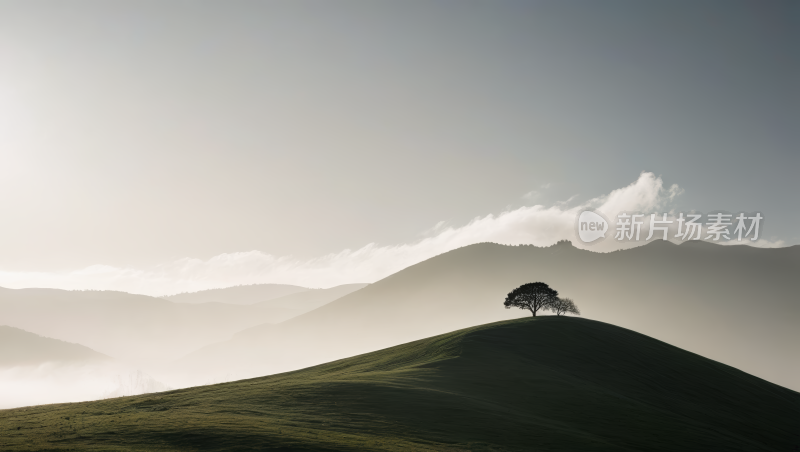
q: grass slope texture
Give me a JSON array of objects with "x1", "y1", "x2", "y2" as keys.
[
  {"x1": 1, "y1": 317, "x2": 796, "y2": 451},
  {"x1": 0, "y1": 326, "x2": 109, "y2": 367}
]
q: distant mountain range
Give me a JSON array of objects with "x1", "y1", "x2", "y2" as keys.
[
  {"x1": 163, "y1": 283, "x2": 310, "y2": 305},
  {"x1": 251, "y1": 284, "x2": 369, "y2": 311},
  {"x1": 173, "y1": 240, "x2": 799, "y2": 391},
  {"x1": 0, "y1": 284, "x2": 367, "y2": 366},
  {"x1": 4, "y1": 317, "x2": 796, "y2": 450},
  {"x1": 0, "y1": 325, "x2": 109, "y2": 367}
]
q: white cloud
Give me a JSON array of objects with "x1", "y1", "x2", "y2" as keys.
[{"x1": 0, "y1": 172, "x2": 781, "y2": 296}]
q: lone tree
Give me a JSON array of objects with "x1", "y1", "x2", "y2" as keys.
[
  {"x1": 550, "y1": 297, "x2": 580, "y2": 316},
  {"x1": 504, "y1": 282, "x2": 559, "y2": 317}
]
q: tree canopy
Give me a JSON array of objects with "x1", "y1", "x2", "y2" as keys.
[{"x1": 503, "y1": 282, "x2": 559, "y2": 317}]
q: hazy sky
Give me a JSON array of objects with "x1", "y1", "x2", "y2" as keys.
[{"x1": 0, "y1": 1, "x2": 797, "y2": 292}]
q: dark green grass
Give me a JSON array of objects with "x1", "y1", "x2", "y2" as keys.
[{"x1": 1, "y1": 317, "x2": 797, "y2": 451}]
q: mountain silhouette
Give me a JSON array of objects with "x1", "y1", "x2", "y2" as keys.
[
  {"x1": 0, "y1": 325, "x2": 109, "y2": 367},
  {"x1": 251, "y1": 283, "x2": 369, "y2": 310},
  {"x1": 163, "y1": 283, "x2": 310, "y2": 305}
]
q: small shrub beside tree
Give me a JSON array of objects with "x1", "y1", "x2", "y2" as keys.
[{"x1": 550, "y1": 297, "x2": 580, "y2": 316}]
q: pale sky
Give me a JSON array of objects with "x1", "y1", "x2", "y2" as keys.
[{"x1": 0, "y1": 1, "x2": 797, "y2": 293}]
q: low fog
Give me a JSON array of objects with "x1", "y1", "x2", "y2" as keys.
[
  {"x1": 0, "y1": 326, "x2": 168, "y2": 409},
  {"x1": 0, "y1": 362, "x2": 169, "y2": 410}
]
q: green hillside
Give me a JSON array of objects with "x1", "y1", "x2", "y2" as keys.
[{"x1": 1, "y1": 317, "x2": 796, "y2": 451}]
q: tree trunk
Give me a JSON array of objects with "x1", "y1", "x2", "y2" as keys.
[{"x1": 530, "y1": 308, "x2": 536, "y2": 317}]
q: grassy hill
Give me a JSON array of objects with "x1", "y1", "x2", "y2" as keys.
[
  {"x1": 175, "y1": 240, "x2": 799, "y2": 390},
  {"x1": 1, "y1": 317, "x2": 796, "y2": 451},
  {"x1": 0, "y1": 326, "x2": 109, "y2": 367}
]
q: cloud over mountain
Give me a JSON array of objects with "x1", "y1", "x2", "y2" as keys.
[{"x1": 0, "y1": 172, "x2": 780, "y2": 295}]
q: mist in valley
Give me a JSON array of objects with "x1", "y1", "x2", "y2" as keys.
[{"x1": 0, "y1": 284, "x2": 369, "y2": 407}]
